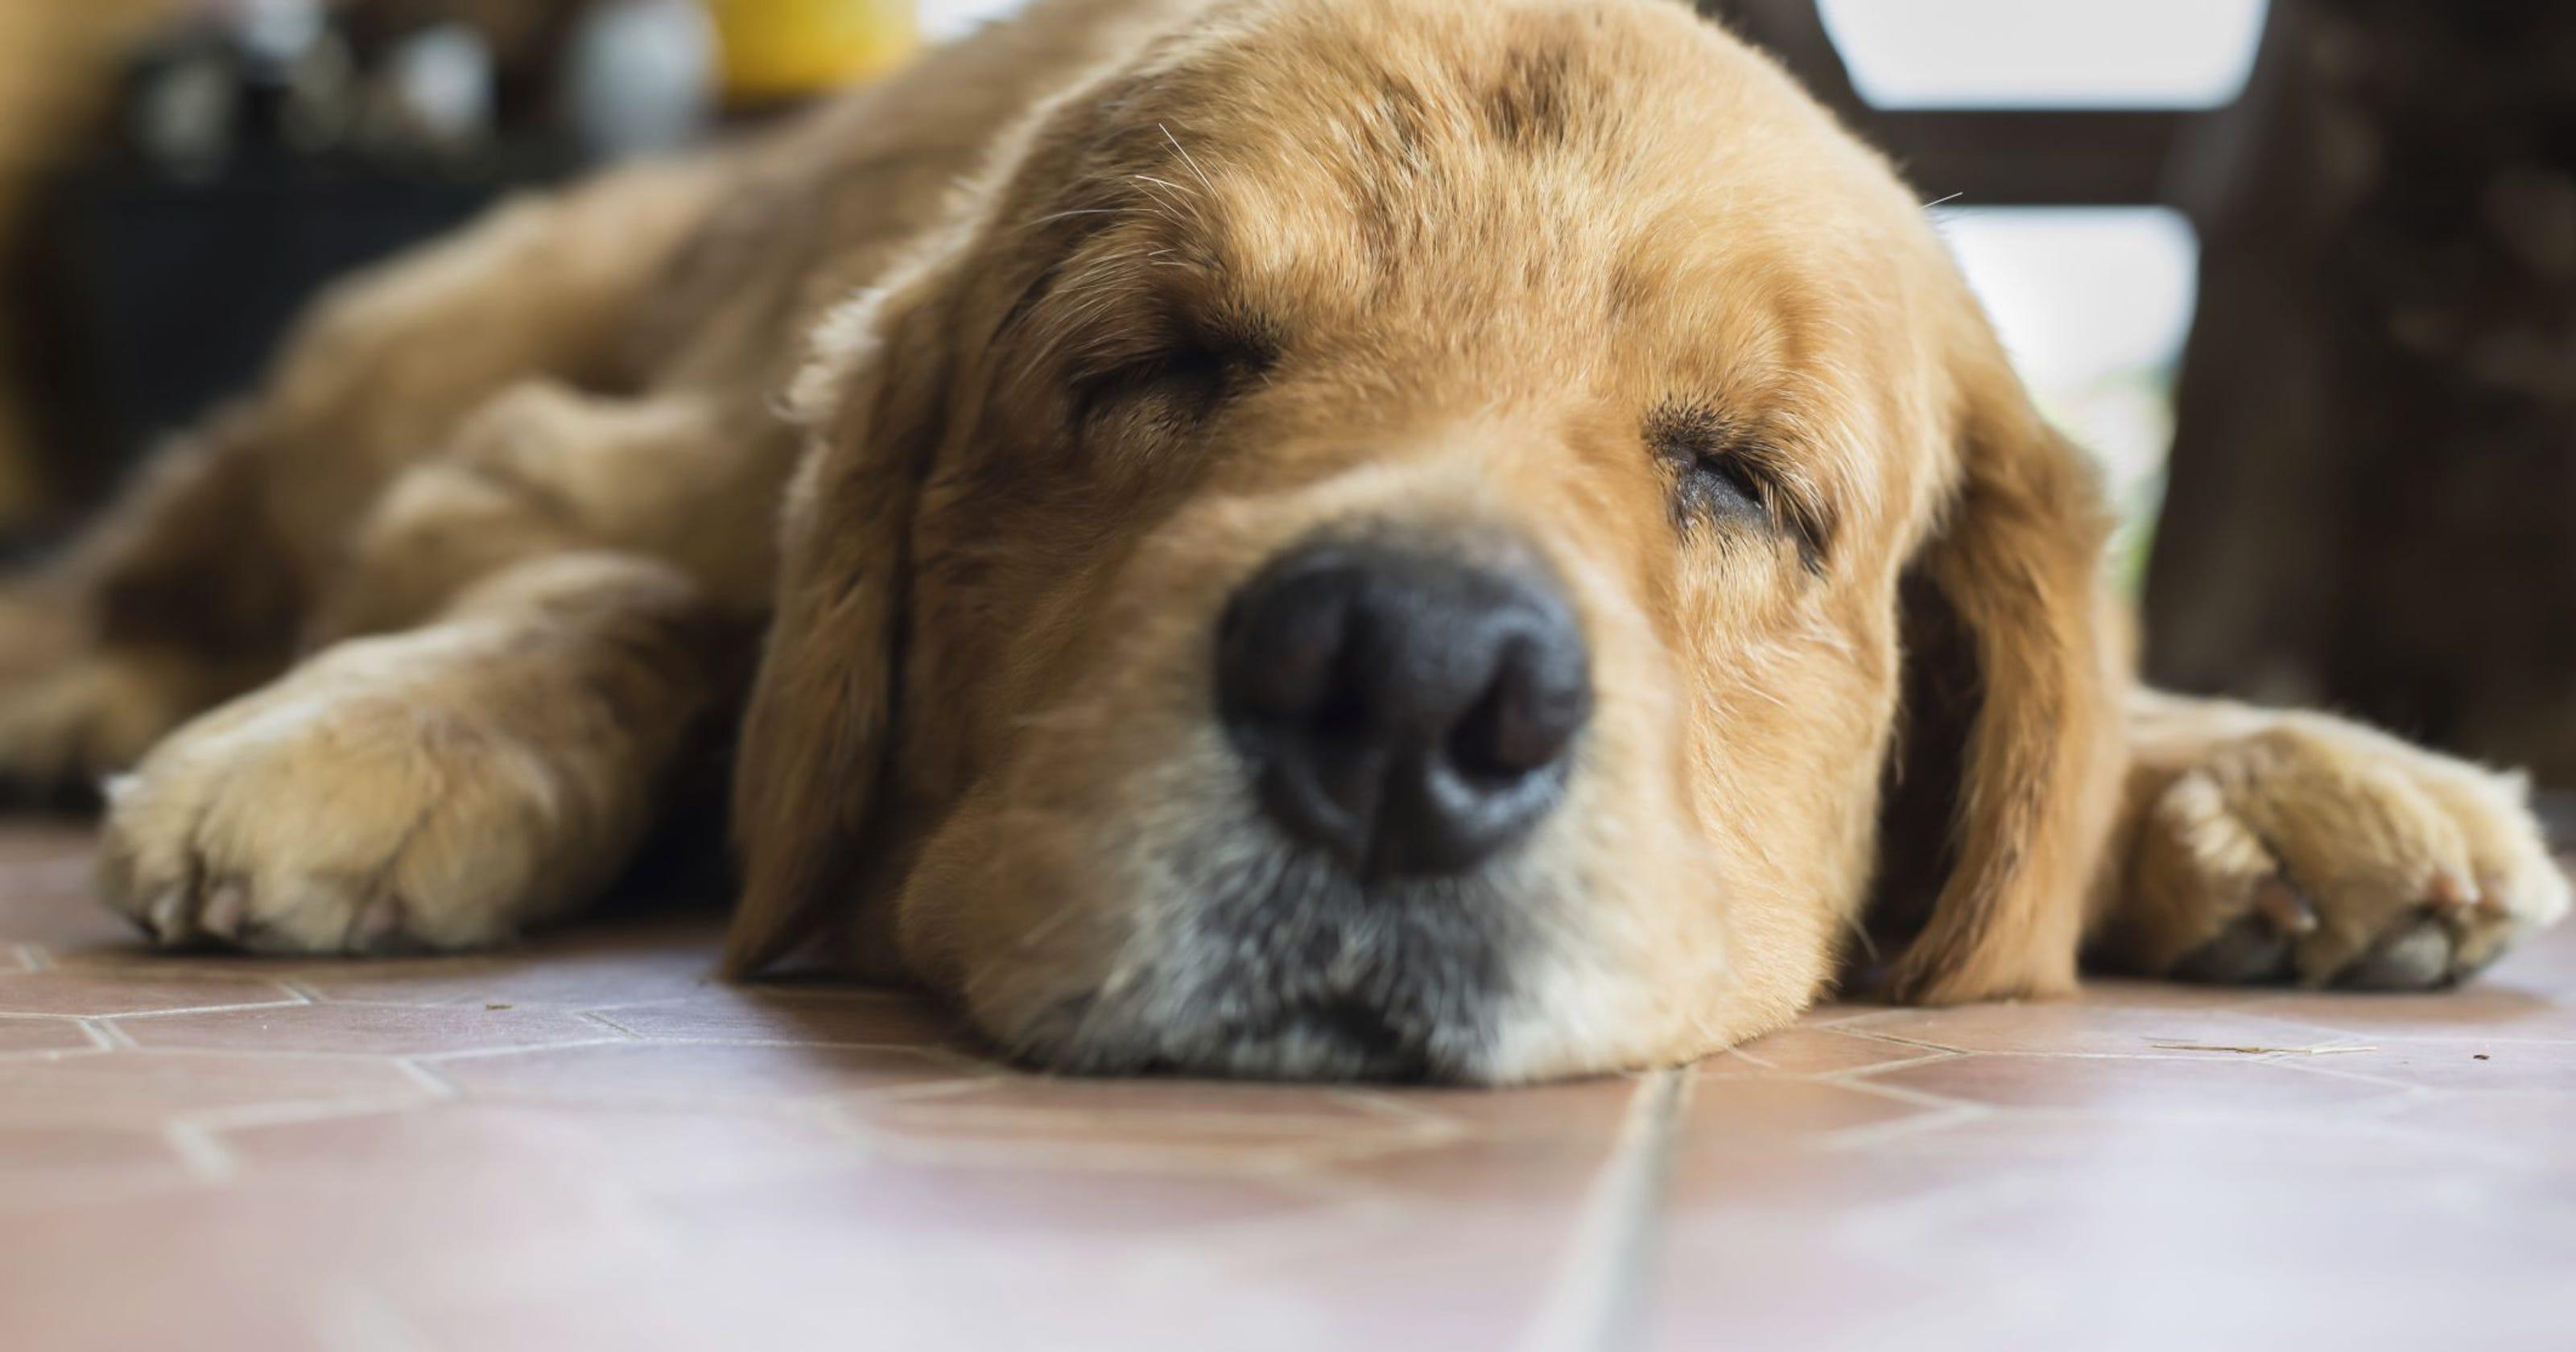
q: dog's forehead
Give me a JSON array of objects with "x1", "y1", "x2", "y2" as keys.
[
  {"x1": 1156, "y1": 10, "x2": 1877, "y2": 208},
  {"x1": 1101, "y1": 0, "x2": 1931, "y2": 359},
  {"x1": 983, "y1": 0, "x2": 1959, "y2": 541}
]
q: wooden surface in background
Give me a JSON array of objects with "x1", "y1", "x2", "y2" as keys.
[{"x1": 2144, "y1": 0, "x2": 2576, "y2": 790}]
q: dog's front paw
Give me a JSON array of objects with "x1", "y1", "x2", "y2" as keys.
[
  {"x1": 93, "y1": 638, "x2": 619, "y2": 954},
  {"x1": 2113, "y1": 713, "x2": 2569, "y2": 989}
]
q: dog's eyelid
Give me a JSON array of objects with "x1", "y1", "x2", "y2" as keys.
[
  {"x1": 1646, "y1": 402, "x2": 1833, "y2": 572},
  {"x1": 1065, "y1": 307, "x2": 1282, "y2": 436},
  {"x1": 1079, "y1": 321, "x2": 1269, "y2": 389},
  {"x1": 1730, "y1": 438, "x2": 1834, "y2": 573},
  {"x1": 1171, "y1": 297, "x2": 1283, "y2": 369}
]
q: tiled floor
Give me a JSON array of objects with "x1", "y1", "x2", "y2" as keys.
[{"x1": 2, "y1": 822, "x2": 2571, "y2": 1351}]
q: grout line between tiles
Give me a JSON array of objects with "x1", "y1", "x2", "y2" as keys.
[
  {"x1": 1517, "y1": 1068, "x2": 1688, "y2": 1352},
  {"x1": 577, "y1": 1010, "x2": 646, "y2": 1038},
  {"x1": 402, "y1": 1037, "x2": 641, "y2": 1062},
  {"x1": 163, "y1": 1119, "x2": 238, "y2": 1185},
  {"x1": 307, "y1": 1284, "x2": 448, "y2": 1352},
  {"x1": 76, "y1": 995, "x2": 309, "y2": 1020},
  {"x1": 393, "y1": 1057, "x2": 463, "y2": 1098},
  {"x1": 1818, "y1": 1100, "x2": 1990, "y2": 1152},
  {"x1": 287, "y1": 994, "x2": 737, "y2": 1013},
  {"x1": 168, "y1": 1092, "x2": 462, "y2": 1179},
  {"x1": 64, "y1": 1038, "x2": 623, "y2": 1062},
  {"x1": 1827, "y1": 1029, "x2": 2418, "y2": 1061},
  {"x1": 1812, "y1": 1047, "x2": 1963, "y2": 1079}
]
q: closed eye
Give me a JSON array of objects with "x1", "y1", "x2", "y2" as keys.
[
  {"x1": 1647, "y1": 402, "x2": 1830, "y2": 572},
  {"x1": 1671, "y1": 442, "x2": 1765, "y2": 525},
  {"x1": 1072, "y1": 316, "x2": 1279, "y2": 434}
]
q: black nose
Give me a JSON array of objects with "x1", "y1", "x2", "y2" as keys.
[{"x1": 1216, "y1": 536, "x2": 1592, "y2": 878}]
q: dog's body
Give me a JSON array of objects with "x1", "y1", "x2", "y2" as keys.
[{"x1": 2, "y1": 0, "x2": 2562, "y2": 1081}]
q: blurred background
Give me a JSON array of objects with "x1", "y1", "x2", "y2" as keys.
[{"x1": 1, "y1": 0, "x2": 2568, "y2": 821}]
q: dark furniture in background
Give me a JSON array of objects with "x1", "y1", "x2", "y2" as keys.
[
  {"x1": 1703, "y1": 0, "x2": 2197, "y2": 208},
  {"x1": 4, "y1": 0, "x2": 610, "y2": 527},
  {"x1": 21, "y1": 155, "x2": 526, "y2": 507},
  {"x1": 2142, "y1": 1, "x2": 2576, "y2": 798},
  {"x1": 1707, "y1": 0, "x2": 2576, "y2": 814}
]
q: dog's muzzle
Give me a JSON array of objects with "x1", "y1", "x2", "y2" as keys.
[
  {"x1": 1216, "y1": 534, "x2": 1591, "y2": 880},
  {"x1": 1018, "y1": 531, "x2": 1596, "y2": 1081}
]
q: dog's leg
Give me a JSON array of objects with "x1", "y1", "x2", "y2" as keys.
[
  {"x1": 0, "y1": 414, "x2": 301, "y2": 806},
  {"x1": 310, "y1": 380, "x2": 795, "y2": 642},
  {"x1": 93, "y1": 551, "x2": 736, "y2": 952},
  {"x1": 85, "y1": 366, "x2": 786, "y2": 952},
  {"x1": 2089, "y1": 689, "x2": 2570, "y2": 988},
  {"x1": 0, "y1": 159, "x2": 724, "y2": 806}
]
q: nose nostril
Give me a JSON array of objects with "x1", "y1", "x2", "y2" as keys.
[
  {"x1": 1449, "y1": 636, "x2": 1589, "y2": 781},
  {"x1": 1217, "y1": 571, "x2": 1354, "y2": 725}
]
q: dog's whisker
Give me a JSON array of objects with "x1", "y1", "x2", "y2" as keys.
[
  {"x1": 1158, "y1": 123, "x2": 1220, "y2": 196},
  {"x1": 1126, "y1": 172, "x2": 1195, "y2": 198}
]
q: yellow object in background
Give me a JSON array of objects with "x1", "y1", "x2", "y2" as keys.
[{"x1": 706, "y1": 0, "x2": 919, "y2": 102}]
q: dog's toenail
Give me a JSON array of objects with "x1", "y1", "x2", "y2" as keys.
[
  {"x1": 2252, "y1": 877, "x2": 2318, "y2": 935},
  {"x1": 200, "y1": 884, "x2": 248, "y2": 939},
  {"x1": 2338, "y1": 917, "x2": 2453, "y2": 990},
  {"x1": 144, "y1": 888, "x2": 191, "y2": 945},
  {"x1": 350, "y1": 896, "x2": 407, "y2": 953},
  {"x1": 2172, "y1": 913, "x2": 2297, "y2": 984}
]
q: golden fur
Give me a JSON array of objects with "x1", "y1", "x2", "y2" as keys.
[{"x1": 2, "y1": 0, "x2": 2562, "y2": 1081}]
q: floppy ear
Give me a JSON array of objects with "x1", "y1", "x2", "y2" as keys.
[
  {"x1": 1880, "y1": 340, "x2": 2126, "y2": 1004},
  {"x1": 723, "y1": 255, "x2": 962, "y2": 978}
]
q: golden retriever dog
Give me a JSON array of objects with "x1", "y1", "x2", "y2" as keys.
[{"x1": 2, "y1": 0, "x2": 2563, "y2": 1081}]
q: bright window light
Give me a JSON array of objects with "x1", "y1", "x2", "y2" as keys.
[
  {"x1": 1938, "y1": 207, "x2": 2198, "y2": 392},
  {"x1": 1936, "y1": 206, "x2": 2201, "y2": 563},
  {"x1": 1818, "y1": 0, "x2": 2268, "y2": 108},
  {"x1": 917, "y1": 0, "x2": 1033, "y2": 43}
]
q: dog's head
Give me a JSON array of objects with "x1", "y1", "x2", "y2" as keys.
[{"x1": 728, "y1": 0, "x2": 2123, "y2": 1081}]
